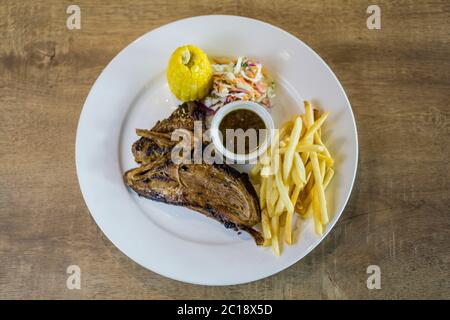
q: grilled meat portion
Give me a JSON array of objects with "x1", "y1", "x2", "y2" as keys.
[
  {"x1": 125, "y1": 102, "x2": 263, "y2": 244},
  {"x1": 132, "y1": 130, "x2": 175, "y2": 164},
  {"x1": 151, "y1": 101, "x2": 206, "y2": 133},
  {"x1": 132, "y1": 102, "x2": 206, "y2": 164},
  {"x1": 124, "y1": 154, "x2": 263, "y2": 245}
]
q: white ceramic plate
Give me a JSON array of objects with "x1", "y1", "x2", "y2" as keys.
[{"x1": 76, "y1": 15, "x2": 358, "y2": 285}]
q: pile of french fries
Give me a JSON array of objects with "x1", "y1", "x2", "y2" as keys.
[{"x1": 250, "y1": 101, "x2": 335, "y2": 255}]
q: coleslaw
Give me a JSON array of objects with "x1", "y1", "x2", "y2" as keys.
[{"x1": 202, "y1": 57, "x2": 275, "y2": 112}]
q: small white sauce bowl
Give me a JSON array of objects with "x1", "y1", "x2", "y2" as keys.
[{"x1": 210, "y1": 101, "x2": 275, "y2": 163}]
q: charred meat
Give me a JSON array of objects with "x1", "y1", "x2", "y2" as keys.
[
  {"x1": 124, "y1": 154, "x2": 263, "y2": 244},
  {"x1": 132, "y1": 102, "x2": 206, "y2": 164},
  {"x1": 125, "y1": 103, "x2": 263, "y2": 245}
]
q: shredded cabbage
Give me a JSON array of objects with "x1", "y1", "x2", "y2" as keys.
[{"x1": 202, "y1": 57, "x2": 275, "y2": 111}]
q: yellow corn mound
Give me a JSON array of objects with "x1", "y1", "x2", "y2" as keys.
[{"x1": 166, "y1": 45, "x2": 212, "y2": 101}]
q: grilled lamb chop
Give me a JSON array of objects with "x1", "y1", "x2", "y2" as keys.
[
  {"x1": 132, "y1": 130, "x2": 175, "y2": 164},
  {"x1": 125, "y1": 103, "x2": 263, "y2": 244},
  {"x1": 124, "y1": 154, "x2": 263, "y2": 245},
  {"x1": 132, "y1": 102, "x2": 206, "y2": 164}
]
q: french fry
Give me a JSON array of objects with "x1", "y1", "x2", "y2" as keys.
[
  {"x1": 305, "y1": 161, "x2": 312, "y2": 177},
  {"x1": 285, "y1": 169, "x2": 292, "y2": 188},
  {"x1": 285, "y1": 184, "x2": 302, "y2": 244},
  {"x1": 261, "y1": 210, "x2": 272, "y2": 240},
  {"x1": 296, "y1": 144, "x2": 325, "y2": 153},
  {"x1": 269, "y1": 188, "x2": 279, "y2": 209},
  {"x1": 260, "y1": 177, "x2": 267, "y2": 209},
  {"x1": 294, "y1": 153, "x2": 306, "y2": 183},
  {"x1": 301, "y1": 114, "x2": 308, "y2": 129},
  {"x1": 291, "y1": 162, "x2": 302, "y2": 187},
  {"x1": 279, "y1": 212, "x2": 287, "y2": 227},
  {"x1": 271, "y1": 146, "x2": 280, "y2": 175},
  {"x1": 281, "y1": 119, "x2": 294, "y2": 134},
  {"x1": 312, "y1": 188, "x2": 323, "y2": 235},
  {"x1": 300, "y1": 101, "x2": 315, "y2": 163},
  {"x1": 290, "y1": 184, "x2": 302, "y2": 208},
  {"x1": 250, "y1": 162, "x2": 261, "y2": 178},
  {"x1": 314, "y1": 132, "x2": 332, "y2": 158},
  {"x1": 300, "y1": 112, "x2": 329, "y2": 144},
  {"x1": 279, "y1": 143, "x2": 324, "y2": 154},
  {"x1": 274, "y1": 196, "x2": 285, "y2": 216},
  {"x1": 301, "y1": 168, "x2": 335, "y2": 219},
  {"x1": 320, "y1": 160, "x2": 326, "y2": 182},
  {"x1": 275, "y1": 164, "x2": 294, "y2": 214},
  {"x1": 271, "y1": 215, "x2": 281, "y2": 256},
  {"x1": 304, "y1": 164, "x2": 315, "y2": 195},
  {"x1": 317, "y1": 153, "x2": 334, "y2": 167},
  {"x1": 280, "y1": 118, "x2": 296, "y2": 139},
  {"x1": 305, "y1": 101, "x2": 315, "y2": 127},
  {"x1": 306, "y1": 170, "x2": 312, "y2": 183},
  {"x1": 283, "y1": 117, "x2": 302, "y2": 181},
  {"x1": 277, "y1": 173, "x2": 294, "y2": 217},
  {"x1": 266, "y1": 175, "x2": 274, "y2": 211},
  {"x1": 323, "y1": 168, "x2": 335, "y2": 189},
  {"x1": 314, "y1": 108, "x2": 321, "y2": 136},
  {"x1": 310, "y1": 152, "x2": 329, "y2": 224},
  {"x1": 300, "y1": 117, "x2": 307, "y2": 136}
]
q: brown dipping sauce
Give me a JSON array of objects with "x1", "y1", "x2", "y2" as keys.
[{"x1": 219, "y1": 109, "x2": 266, "y2": 154}]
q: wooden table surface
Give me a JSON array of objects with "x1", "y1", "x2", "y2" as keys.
[{"x1": 1, "y1": 0, "x2": 449, "y2": 299}]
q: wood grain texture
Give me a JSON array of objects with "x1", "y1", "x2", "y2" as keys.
[{"x1": 0, "y1": 0, "x2": 449, "y2": 299}]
